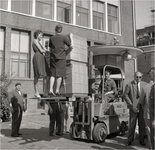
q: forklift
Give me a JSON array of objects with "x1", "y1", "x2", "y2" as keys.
[
  {"x1": 69, "y1": 45, "x2": 144, "y2": 143},
  {"x1": 70, "y1": 64, "x2": 129, "y2": 143}
]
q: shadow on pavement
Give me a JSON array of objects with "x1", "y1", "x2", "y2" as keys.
[{"x1": 1, "y1": 127, "x2": 66, "y2": 145}]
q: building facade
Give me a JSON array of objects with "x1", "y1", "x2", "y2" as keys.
[
  {"x1": 136, "y1": 25, "x2": 155, "y2": 83},
  {"x1": 0, "y1": 0, "x2": 136, "y2": 107}
]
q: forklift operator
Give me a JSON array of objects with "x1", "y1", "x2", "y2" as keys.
[{"x1": 98, "y1": 70, "x2": 117, "y2": 102}]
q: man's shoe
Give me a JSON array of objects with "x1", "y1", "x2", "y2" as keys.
[
  {"x1": 17, "y1": 133, "x2": 23, "y2": 135},
  {"x1": 56, "y1": 132, "x2": 63, "y2": 136},
  {"x1": 125, "y1": 141, "x2": 132, "y2": 146},
  {"x1": 139, "y1": 141, "x2": 146, "y2": 146},
  {"x1": 11, "y1": 134, "x2": 19, "y2": 137},
  {"x1": 49, "y1": 134, "x2": 54, "y2": 136}
]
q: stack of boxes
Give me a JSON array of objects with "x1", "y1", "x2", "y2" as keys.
[{"x1": 60, "y1": 34, "x2": 88, "y2": 96}]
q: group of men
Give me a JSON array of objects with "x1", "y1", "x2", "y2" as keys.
[
  {"x1": 8, "y1": 66, "x2": 154, "y2": 149},
  {"x1": 124, "y1": 67, "x2": 154, "y2": 149}
]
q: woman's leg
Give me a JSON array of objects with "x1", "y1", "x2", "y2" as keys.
[
  {"x1": 43, "y1": 77, "x2": 46, "y2": 94},
  {"x1": 56, "y1": 77, "x2": 62, "y2": 94},
  {"x1": 44, "y1": 76, "x2": 50, "y2": 95},
  {"x1": 34, "y1": 77, "x2": 39, "y2": 95},
  {"x1": 49, "y1": 76, "x2": 55, "y2": 94}
]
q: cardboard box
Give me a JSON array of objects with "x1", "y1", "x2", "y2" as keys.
[
  {"x1": 60, "y1": 61, "x2": 88, "y2": 94},
  {"x1": 66, "y1": 34, "x2": 87, "y2": 63}
]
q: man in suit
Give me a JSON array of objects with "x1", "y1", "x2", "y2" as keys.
[
  {"x1": 148, "y1": 67, "x2": 155, "y2": 149},
  {"x1": 139, "y1": 79, "x2": 152, "y2": 148},
  {"x1": 124, "y1": 72, "x2": 146, "y2": 146},
  {"x1": 48, "y1": 102, "x2": 64, "y2": 136},
  {"x1": 8, "y1": 83, "x2": 26, "y2": 137}
]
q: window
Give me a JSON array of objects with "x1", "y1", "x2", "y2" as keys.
[
  {"x1": 0, "y1": 28, "x2": 5, "y2": 75},
  {"x1": 36, "y1": 0, "x2": 53, "y2": 19},
  {"x1": 76, "y1": 0, "x2": 89, "y2": 27},
  {"x1": 108, "y1": 4, "x2": 119, "y2": 34},
  {"x1": 11, "y1": 30, "x2": 30, "y2": 78},
  {"x1": 0, "y1": 0, "x2": 8, "y2": 10},
  {"x1": 94, "y1": 55, "x2": 124, "y2": 70},
  {"x1": 93, "y1": 1, "x2": 105, "y2": 31},
  {"x1": 11, "y1": 0, "x2": 32, "y2": 15},
  {"x1": 57, "y1": 0, "x2": 72, "y2": 23}
]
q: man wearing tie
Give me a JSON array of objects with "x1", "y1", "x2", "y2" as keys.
[
  {"x1": 8, "y1": 83, "x2": 26, "y2": 137},
  {"x1": 124, "y1": 72, "x2": 147, "y2": 146}
]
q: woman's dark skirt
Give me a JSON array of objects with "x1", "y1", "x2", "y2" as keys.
[{"x1": 50, "y1": 59, "x2": 66, "y2": 77}]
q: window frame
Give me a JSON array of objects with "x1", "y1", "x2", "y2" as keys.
[
  {"x1": 0, "y1": 27, "x2": 5, "y2": 75},
  {"x1": 10, "y1": 29, "x2": 30, "y2": 78}
]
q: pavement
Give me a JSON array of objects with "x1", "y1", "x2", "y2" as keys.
[{"x1": 1, "y1": 111, "x2": 150, "y2": 150}]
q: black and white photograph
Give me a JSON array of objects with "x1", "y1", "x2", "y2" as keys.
[{"x1": 0, "y1": 0, "x2": 154, "y2": 149}]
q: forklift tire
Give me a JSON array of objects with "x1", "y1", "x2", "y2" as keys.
[{"x1": 93, "y1": 123, "x2": 107, "y2": 143}]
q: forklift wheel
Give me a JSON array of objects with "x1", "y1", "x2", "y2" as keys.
[{"x1": 93, "y1": 123, "x2": 107, "y2": 143}]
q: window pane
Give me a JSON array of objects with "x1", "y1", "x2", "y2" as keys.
[
  {"x1": 76, "y1": 0, "x2": 89, "y2": 27},
  {"x1": 12, "y1": 61, "x2": 18, "y2": 76},
  {"x1": 19, "y1": 62, "x2": 26, "y2": 77},
  {"x1": 11, "y1": 0, "x2": 32, "y2": 15},
  {"x1": 11, "y1": 53, "x2": 19, "y2": 59},
  {"x1": 76, "y1": 7, "x2": 88, "y2": 27},
  {"x1": 20, "y1": 32, "x2": 29, "y2": 53},
  {"x1": 11, "y1": 31, "x2": 20, "y2": 52},
  {"x1": 58, "y1": 0, "x2": 72, "y2": 4},
  {"x1": 57, "y1": 1, "x2": 71, "y2": 23},
  {"x1": 20, "y1": 54, "x2": 28, "y2": 60},
  {"x1": 0, "y1": 0, "x2": 8, "y2": 10},
  {"x1": 93, "y1": 1, "x2": 98, "y2": 11},
  {"x1": 93, "y1": 1, "x2": 104, "y2": 30},
  {"x1": 0, "y1": 51, "x2": 4, "y2": 75},
  {"x1": 11, "y1": 30, "x2": 29, "y2": 78},
  {"x1": 81, "y1": 0, "x2": 89, "y2": 9},
  {"x1": 108, "y1": 4, "x2": 118, "y2": 33},
  {"x1": 36, "y1": 0, "x2": 53, "y2": 19},
  {"x1": 0, "y1": 28, "x2": 5, "y2": 51},
  {"x1": 93, "y1": 15, "x2": 97, "y2": 29},
  {"x1": 21, "y1": 0, "x2": 32, "y2": 15},
  {"x1": 81, "y1": 13, "x2": 88, "y2": 27}
]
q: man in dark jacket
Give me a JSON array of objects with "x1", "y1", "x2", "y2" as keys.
[
  {"x1": 8, "y1": 83, "x2": 26, "y2": 137},
  {"x1": 148, "y1": 67, "x2": 155, "y2": 149},
  {"x1": 124, "y1": 72, "x2": 146, "y2": 146}
]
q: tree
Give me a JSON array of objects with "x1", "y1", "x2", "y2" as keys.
[{"x1": 0, "y1": 72, "x2": 12, "y2": 122}]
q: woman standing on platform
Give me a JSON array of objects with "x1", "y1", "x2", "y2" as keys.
[
  {"x1": 49, "y1": 24, "x2": 73, "y2": 96},
  {"x1": 32, "y1": 30, "x2": 49, "y2": 98}
]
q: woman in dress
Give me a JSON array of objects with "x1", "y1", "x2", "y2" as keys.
[
  {"x1": 32, "y1": 30, "x2": 49, "y2": 98},
  {"x1": 49, "y1": 24, "x2": 73, "y2": 96}
]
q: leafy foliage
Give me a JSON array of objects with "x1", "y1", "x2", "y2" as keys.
[{"x1": 0, "y1": 72, "x2": 12, "y2": 122}]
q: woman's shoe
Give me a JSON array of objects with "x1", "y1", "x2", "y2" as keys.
[
  {"x1": 55, "y1": 92, "x2": 61, "y2": 97},
  {"x1": 42, "y1": 94, "x2": 48, "y2": 98},
  {"x1": 49, "y1": 92, "x2": 56, "y2": 97},
  {"x1": 34, "y1": 94, "x2": 41, "y2": 99}
]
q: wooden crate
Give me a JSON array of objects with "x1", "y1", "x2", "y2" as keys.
[{"x1": 60, "y1": 61, "x2": 88, "y2": 95}]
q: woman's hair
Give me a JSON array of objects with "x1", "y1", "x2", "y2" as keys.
[{"x1": 34, "y1": 30, "x2": 43, "y2": 39}]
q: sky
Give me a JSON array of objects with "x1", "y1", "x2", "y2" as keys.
[{"x1": 135, "y1": 0, "x2": 155, "y2": 29}]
